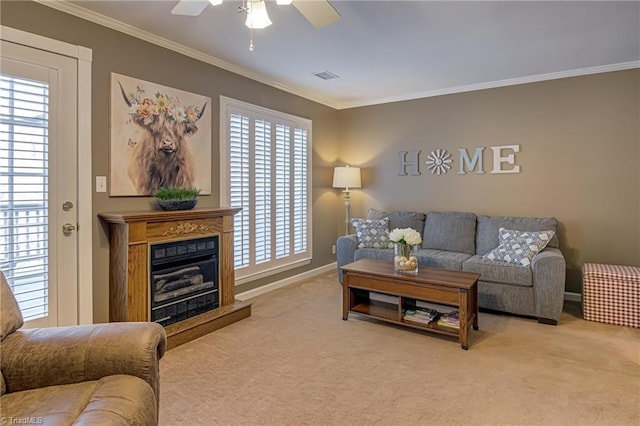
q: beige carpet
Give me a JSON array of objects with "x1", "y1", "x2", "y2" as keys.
[{"x1": 159, "y1": 271, "x2": 640, "y2": 426}]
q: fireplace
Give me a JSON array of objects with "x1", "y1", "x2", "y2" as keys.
[
  {"x1": 150, "y1": 236, "x2": 219, "y2": 326},
  {"x1": 99, "y1": 208, "x2": 251, "y2": 349}
]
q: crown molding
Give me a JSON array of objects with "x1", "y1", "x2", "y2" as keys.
[
  {"x1": 35, "y1": 0, "x2": 340, "y2": 109},
  {"x1": 35, "y1": 1, "x2": 640, "y2": 111},
  {"x1": 336, "y1": 61, "x2": 640, "y2": 110}
]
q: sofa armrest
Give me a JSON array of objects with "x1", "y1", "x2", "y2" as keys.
[
  {"x1": 531, "y1": 248, "x2": 566, "y2": 323},
  {"x1": 1, "y1": 322, "x2": 166, "y2": 398},
  {"x1": 337, "y1": 234, "x2": 359, "y2": 283}
]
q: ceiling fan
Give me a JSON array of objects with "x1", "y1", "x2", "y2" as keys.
[{"x1": 171, "y1": 0, "x2": 341, "y2": 29}]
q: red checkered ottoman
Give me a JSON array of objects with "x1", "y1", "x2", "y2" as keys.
[{"x1": 582, "y1": 263, "x2": 640, "y2": 328}]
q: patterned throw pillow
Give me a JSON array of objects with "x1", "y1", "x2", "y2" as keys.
[
  {"x1": 351, "y1": 218, "x2": 393, "y2": 249},
  {"x1": 483, "y1": 228, "x2": 555, "y2": 267}
]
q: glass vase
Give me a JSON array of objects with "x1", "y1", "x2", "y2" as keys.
[{"x1": 394, "y1": 243, "x2": 418, "y2": 274}]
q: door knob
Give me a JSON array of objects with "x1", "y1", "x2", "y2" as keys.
[{"x1": 62, "y1": 223, "x2": 76, "y2": 235}]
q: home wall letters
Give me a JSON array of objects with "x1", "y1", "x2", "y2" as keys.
[{"x1": 397, "y1": 145, "x2": 521, "y2": 176}]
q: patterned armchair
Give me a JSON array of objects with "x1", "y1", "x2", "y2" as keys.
[{"x1": 0, "y1": 271, "x2": 167, "y2": 425}]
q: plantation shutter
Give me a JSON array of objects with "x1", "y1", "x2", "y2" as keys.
[
  {"x1": 222, "y1": 98, "x2": 312, "y2": 283},
  {"x1": 229, "y1": 112, "x2": 250, "y2": 269},
  {"x1": 254, "y1": 119, "x2": 271, "y2": 264},
  {"x1": 274, "y1": 124, "x2": 291, "y2": 260},
  {"x1": 0, "y1": 74, "x2": 49, "y2": 321},
  {"x1": 292, "y1": 128, "x2": 308, "y2": 254}
]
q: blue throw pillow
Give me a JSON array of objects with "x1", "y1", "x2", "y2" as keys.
[
  {"x1": 483, "y1": 228, "x2": 555, "y2": 267},
  {"x1": 351, "y1": 217, "x2": 393, "y2": 249}
]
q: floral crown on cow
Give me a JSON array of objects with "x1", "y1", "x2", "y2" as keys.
[{"x1": 120, "y1": 83, "x2": 204, "y2": 127}]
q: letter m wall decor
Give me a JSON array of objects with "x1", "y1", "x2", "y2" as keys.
[{"x1": 109, "y1": 73, "x2": 212, "y2": 196}]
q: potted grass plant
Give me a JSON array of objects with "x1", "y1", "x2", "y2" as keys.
[{"x1": 155, "y1": 186, "x2": 200, "y2": 211}]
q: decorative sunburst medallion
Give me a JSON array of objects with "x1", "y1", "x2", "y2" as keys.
[{"x1": 426, "y1": 149, "x2": 452, "y2": 175}]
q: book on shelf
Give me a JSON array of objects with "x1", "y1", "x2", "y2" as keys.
[
  {"x1": 437, "y1": 310, "x2": 460, "y2": 329},
  {"x1": 403, "y1": 307, "x2": 439, "y2": 325},
  {"x1": 404, "y1": 316, "x2": 434, "y2": 326},
  {"x1": 437, "y1": 321, "x2": 459, "y2": 331}
]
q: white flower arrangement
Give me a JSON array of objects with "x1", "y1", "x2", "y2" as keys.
[
  {"x1": 388, "y1": 227, "x2": 422, "y2": 246},
  {"x1": 390, "y1": 227, "x2": 421, "y2": 273}
]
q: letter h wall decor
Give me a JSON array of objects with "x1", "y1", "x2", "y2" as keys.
[{"x1": 109, "y1": 73, "x2": 212, "y2": 196}]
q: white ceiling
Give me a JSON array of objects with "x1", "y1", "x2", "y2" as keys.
[{"x1": 56, "y1": 0, "x2": 640, "y2": 109}]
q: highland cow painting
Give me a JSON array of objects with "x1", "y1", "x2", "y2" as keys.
[{"x1": 110, "y1": 73, "x2": 212, "y2": 196}]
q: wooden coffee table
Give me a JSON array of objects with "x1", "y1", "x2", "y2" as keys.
[{"x1": 341, "y1": 259, "x2": 480, "y2": 350}]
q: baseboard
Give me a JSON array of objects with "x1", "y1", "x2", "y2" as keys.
[
  {"x1": 564, "y1": 291, "x2": 582, "y2": 303},
  {"x1": 236, "y1": 262, "x2": 337, "y2": 301}
]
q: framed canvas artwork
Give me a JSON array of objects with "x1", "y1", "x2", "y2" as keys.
[{"x1": 110, "y1": 72, "x2": 212, "y2": 196}]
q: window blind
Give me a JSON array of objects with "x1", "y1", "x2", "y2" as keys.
[
  {"x1": 229, "y1": 112, "x2": 250, "y2": 269},
  {"x1": 293, "y1": 128, "x2": 308, "y2": 255},
  {"x1": 254, "y1": 119, "x2": 271, "y2": 264},
  {"x1": 0, "y1": 74, "x2": 49, "y2": 321},
  {"x1": 274, "y1": 124, "x2": 291, "y2": 260},
  {"x1": 222, "y1": 98, "x2": 312, "y2": 282}
]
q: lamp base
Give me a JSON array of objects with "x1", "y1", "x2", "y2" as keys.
[{"x1": 343, "y1": 190, "x2": 351, "y2": 236}]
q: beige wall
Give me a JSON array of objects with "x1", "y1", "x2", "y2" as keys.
[
  {"x1": 339, "y1": 70, "x2": 640, "y2": 292},
  {"x1": 2, "y1": 2, "x2": 638, "y2": 315},
  {"x1": 1, "y1": 1, "x2": 341, "y2": 323}
]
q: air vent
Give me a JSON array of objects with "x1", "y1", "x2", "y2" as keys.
[{"x1": 313, "y1": 71, "x2": 340, "y2": 80}]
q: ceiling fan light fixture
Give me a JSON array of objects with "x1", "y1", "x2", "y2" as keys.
[
  {"x1": 208, "y1": 0, "x2": 223, "y2": 6},
  {"x1": 245, "y1": 0, "x2": 272, "y2": 29}
]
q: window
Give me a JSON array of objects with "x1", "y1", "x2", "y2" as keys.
[
  {"x1": 0, "y1": 74, "x2": 49, "y2": 321},
  {"x1": 221, "y1": 97, "x2": 312, "y2": 284}
]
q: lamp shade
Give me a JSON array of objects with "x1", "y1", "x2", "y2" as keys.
[
  {"x1": 332, "y1": 166, "x2": 362, "y2": 190},
  {"x1": 245, "y1": 0, "x2": 272, "y2": 29}
]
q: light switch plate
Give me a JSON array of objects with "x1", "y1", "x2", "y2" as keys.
[{"x1": 96, "y1": 176, "x2": 107, "y2": 193}]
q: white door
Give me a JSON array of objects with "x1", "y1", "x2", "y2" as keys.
[{"x1": 0, "y1": 40, "x2": 78, "y2": 328}]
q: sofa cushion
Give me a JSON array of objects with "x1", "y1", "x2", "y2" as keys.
[
  {"x1": 0, "y1": 375, "x2": 155, "y2": 425},
  {"x1": 353, "y1": 248, "x2": 470, "y2": 271},
  {"x1": 422, "y1": 211, "x2": 477, "y2": 255},
  {"x1": 463, "y1": 255, "x2": 533, "y2": 287},
  {"x1": 367, "y1": 208, "x2": 426, "y2": 236},
  {"x1": 354, "y1": 248, "x2": 394, "y2": 263},
  {"x1": 476, "y1": 215, "x2": 559, "y2": 255},
  {"x1": 414, "y1": 249, "x2": 472, "y2": 271},
  {"x1": 351, "y1": 218, "x2": 393, "y2": 249},
  {"x1": 483, "y1": 228, "x2": 555, "y2": 267}
]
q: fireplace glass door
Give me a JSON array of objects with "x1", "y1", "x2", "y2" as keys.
[{"x1": 149, "y1": 235, "x2": 219, "y2": 326}]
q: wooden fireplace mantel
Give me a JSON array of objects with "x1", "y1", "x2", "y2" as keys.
[{"x1": 99, "y1": 207, "x2": 251, "y2": 349}]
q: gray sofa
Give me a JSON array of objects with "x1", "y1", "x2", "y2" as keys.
[{"x1": 337, "y1": 210, "x2": 566, "y2": 324}]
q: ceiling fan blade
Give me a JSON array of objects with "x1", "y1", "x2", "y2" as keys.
[
  {"x1": 292, "y1": 0, "x2": 341, "y2": 28},
  {"x1": 171, "y1": 0, "x2": 209, "y2": 16}
]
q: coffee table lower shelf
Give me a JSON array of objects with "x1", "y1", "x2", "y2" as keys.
[{"x1": 349, "y1": 301, "x2": 470, "y2": 340}]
